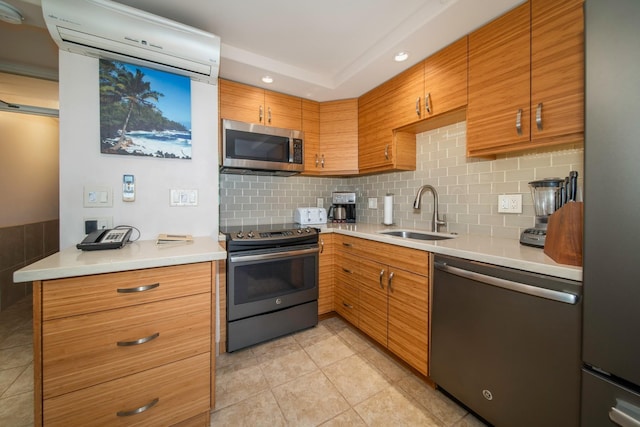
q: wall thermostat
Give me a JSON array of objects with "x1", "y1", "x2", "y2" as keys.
[{"x1": 123, "y1": 174, "x2": 135, "y2": 202}]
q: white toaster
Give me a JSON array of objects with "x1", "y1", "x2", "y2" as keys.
[{"x1": 294, "y1": 207, "x2": 327, "y2": 225}]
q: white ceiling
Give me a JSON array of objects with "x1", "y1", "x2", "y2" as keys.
[{"x1": 1, "y1": 0, "x2": 524, "y2": 102}]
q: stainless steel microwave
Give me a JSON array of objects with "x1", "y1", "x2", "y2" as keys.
[{"x1": 220, "y1": 119, "x2": 304, "y2": 176}]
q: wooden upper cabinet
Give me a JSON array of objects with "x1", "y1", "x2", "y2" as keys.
[
  {"x1": 530, "y1": 0, "x2": 584, "y2": 143},
  {"x1": 387, "y1": 62, "x2": 425, "y2": 129},
  {"x1": 467, "y1": 0, "x2": 585, "y2": 157},
  {"x1": 358, "y1": 84, "x2": 416, "y2": 174},
  {"x1": 423, "y1": 36, "x2": 468, "y2": 118},
  {"x1": 304, "y1": 99, "x2": 358, "y2": 175},
  {"x1": 467, "y1": 2, "x2": 531, "y2": 157},
  {"x1": 265, "y1": 90, "x2": 303, "y2": 129},
  {"x1": 302, "y1": 99, "x2": 321, "y2": 172},
  {"x1": 219, "y1": 79, "x2": 302, "y2": 130}
]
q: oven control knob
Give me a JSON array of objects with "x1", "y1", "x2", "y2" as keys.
[
  {"x1": 305, "y1": 227, "x2": 312, "y2": 233},
  {"x1": 296, "y1": 229, "x2": 302, "y2": 234},
  {"x1": 247, "y1": 231, "x2": 255, "y2": 239},
  {"x1": 236, "y1": 231, "x2": 244, "y2": 239}
]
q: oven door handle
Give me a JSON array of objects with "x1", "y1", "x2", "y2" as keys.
[{"x1": 230, "y1": 247, "x2": 319, "y2": 263}]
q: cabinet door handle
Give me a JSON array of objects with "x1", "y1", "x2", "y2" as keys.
[
  {"x1": 117, "y1": 332, "x2": 160, "y2": 347},
  {"x1": 342, "y1": 243, "x2": 352, "y2": 248},
  {"x1": 415, "y1": 97, "x2": 421, "y2": 117},
  {"x1": 116, "y1": 397, "x2": 159, "y2": 417},
  {"x1": 536, "y1": 103, "x2": 543, "y2": 131},
  {"x1": 315, "y1": 154, "x2": 319, "y2": 167},
  {"x1": 321, "y1": 154, "x2": 325, "y2": 168},
  {"x1": 516, "y1": 109, "x2": 523, "y2": 135},
  {"x1": 259, "y1": 105, "x2": 263, "y2": 123},
  {"x1": 425, "y1": 92, "x2": 432, "y2": 114},
  {"x1": 342, "y1": 268, "x2": 353, "y2": 274},
  {"x1": 268, "y1": 106, "x2": 272, "y2": 124},
  {"x1": 379, "y1": 269, "x2": 385, "y2": 289},
  {"x1": 384, "y1": 144, "x2": 390, "y2": 160},
  {"x1": 342, "y1": 302, "x2": 354, "y2": 309},
  {"x1": 387, "y1": 272, "x2": 395, "y2": 291},
  {"x1": 117, "y1": 283, "x2": 159, "y2": 294},
  {"x1": 320, "y1": 238, "x2": 324, "y2": 254}
]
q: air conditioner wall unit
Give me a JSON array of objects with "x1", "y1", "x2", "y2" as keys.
[{"x1": 42, "y1": 0, "x2": 220, "y2": 84}]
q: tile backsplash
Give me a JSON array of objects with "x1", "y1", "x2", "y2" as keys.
[{"x1": 220, "y1": 121, "x2": 584, "y2": 239}]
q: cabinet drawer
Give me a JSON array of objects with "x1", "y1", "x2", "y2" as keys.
[
  {"x1": 43, "y1": 353, "x2": 210, "y2": 427},
  {"x1": 43, "y1": 293, "x2": 211, "y2": 399},
  {"x1": 340, "y1": 235, "x2": 429, "y2": 275},
  {"x1": 334, "y1": 281, "x2": 359, "y2": 327},
  {"x1": 42, "y1": 262, "x2": 211, "y2": 320}
]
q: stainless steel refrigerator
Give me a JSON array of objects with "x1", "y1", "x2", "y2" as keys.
[{"x1": 582, "y1": 0, "x2": 640, "y2": 425}]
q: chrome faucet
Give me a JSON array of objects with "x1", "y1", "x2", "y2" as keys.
[{"x1": 413, "y1": 185, "x2": 447, "y2": 232}]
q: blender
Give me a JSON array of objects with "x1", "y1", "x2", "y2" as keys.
[{"x1": 520, "y1": 178, "x2": 565, "y2": 247}]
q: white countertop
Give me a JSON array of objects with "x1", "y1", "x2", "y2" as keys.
[
  {"x1": 13, "y1": 236, "x2": 227, "y2": 283},
  {"x1": 319, "y1": 223, "x2": 582, "y2": 282}
]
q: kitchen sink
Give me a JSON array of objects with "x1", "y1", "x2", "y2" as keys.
[{"x1": 378, "y1": 230, "x2": 456, "y2": 241}]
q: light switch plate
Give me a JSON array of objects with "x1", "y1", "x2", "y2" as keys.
[
  {"x1": 170, "y1": 189, "x2": 198, "y2": 207},
  {"x1": 498, "y1": 194, "x2": 522, "y2": 213},
  {"x1": 83, "y1": 186, "x2": 113, "y2": 208}
]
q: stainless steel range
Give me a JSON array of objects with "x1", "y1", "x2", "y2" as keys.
[{"x1": 222, "y1": 223, "x2": 319, "y2": 352}]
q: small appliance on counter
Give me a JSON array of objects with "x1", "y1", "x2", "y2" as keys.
[
  {"x1": 294, "y1": 207, "x2": 327, "y2": 225},
  {"x1": 520, "y1": 178, "x2": 565, "y2": 247},
  {"x1": 328, "y1": 191, "x2": 356, "y2": 223}
]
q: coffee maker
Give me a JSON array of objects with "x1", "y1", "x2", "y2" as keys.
[
  {"x1": 328, "y1": 191, "x2": 356, "y2": 223},
  {"x1": 520, "y1": 178, "x2": 565, "y2": 247}
]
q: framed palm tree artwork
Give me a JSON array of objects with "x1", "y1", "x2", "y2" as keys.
[{"x1": 99, "y1": 60, "x2": 192, "y2": 159}]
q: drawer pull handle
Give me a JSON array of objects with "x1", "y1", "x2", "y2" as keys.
[
  {"x1": 116, "y1": 397, "x2": 159, "y2": 417},
  {"x1": 117, "y1": 283, "x2": 160, "y2": 294},
  {"x1": 117, "y1": 332, "x2": 160, "y2": 347},
  {"x1": 342, "y1": 243, "x2": 352, "y2": 248},
  {"x1": 342, "y1": 268, "x2": 353, "y2": 274}
]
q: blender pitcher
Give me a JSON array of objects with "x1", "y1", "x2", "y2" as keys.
[{"x1": 520, "y1": 178, "x2": 565, "y2": 247}]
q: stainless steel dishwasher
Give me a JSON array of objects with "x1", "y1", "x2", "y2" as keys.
[{"x1": 431, "y1": 255, "x2": 582, "y2": 427}]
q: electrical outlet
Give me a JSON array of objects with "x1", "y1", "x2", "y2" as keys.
[
  {"x1": 83, "y1": 216, "x2": 113, "y2": 233},
  {"x1": 498, "y1": 194, "x2": 523, "y2": 213},
  {"x1": 368, "y1": 197, "x2": 378, "y2": 209},
  {"x1": 316, "y1": 198, "x2": 324, "y2": 208}
]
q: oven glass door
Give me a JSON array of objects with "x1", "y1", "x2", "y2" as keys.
[{"x1": 228, "y1": 246, "x2": 318, "y2": 321}]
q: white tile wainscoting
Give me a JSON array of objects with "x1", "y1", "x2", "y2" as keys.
[{"x1": 220, "y1": 121, "x2": 584, "y2": 240}]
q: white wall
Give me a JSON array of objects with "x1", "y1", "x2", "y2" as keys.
[
  {"x1": 0, "y1": 112, "x2": 59, "y2": 227},
  {"x1": 59, "y1": 51, "x2": 219, "y2": 249}
]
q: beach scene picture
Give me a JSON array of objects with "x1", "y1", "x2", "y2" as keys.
[{"x1": 99, "y1": 59, "x2": 192, "y2": 159}]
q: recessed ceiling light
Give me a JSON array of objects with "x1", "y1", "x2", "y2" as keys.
[
  {"x1": 0, "y1": 1, "x2": 23, "y2": 24},
  {"x1": 261, "y1": 76, "x2": 274, "y2": 84},
  {"x1": 394, "y1": 51, "x2": 409, "y2": 62}
]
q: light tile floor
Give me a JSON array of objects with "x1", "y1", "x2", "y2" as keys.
[
  {"x1": 0, "y1": 297, "x2": 487, "y2": 427},
  {"x1": 0, "y1": 296, "x2": 34, "y2": 427},
  {"x1": 213, "y1": 317, "x2": 487, "y2": 426}
]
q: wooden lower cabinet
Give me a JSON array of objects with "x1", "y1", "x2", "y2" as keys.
[
  {"x1": 334, "y1": 235, "x2": 430, "y2": 375},
  {"x1": 318, "y1": 234, "x2": 334, "y2": 315},
  {"x1": 34, "y1": 262, "x2": 215, "y2": 427}
]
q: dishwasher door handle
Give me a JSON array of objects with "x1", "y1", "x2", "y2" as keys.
[{"x1": 434, "y1": 262, "x2": 578, "y2": 304}]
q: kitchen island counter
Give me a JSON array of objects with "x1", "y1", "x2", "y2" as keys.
[
  {"x1": 320, "y1": 223, "x2": 581, "y2": 282},
  {"x1": 13, "y1": 236, "x2": 227, "y2": 283}
]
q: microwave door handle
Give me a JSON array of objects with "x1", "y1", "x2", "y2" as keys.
[{"x1": 289, "y1": 138, "x2": 294, "y2": 163}]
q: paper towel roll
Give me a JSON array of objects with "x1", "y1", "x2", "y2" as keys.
[{"x1": 383, "y1": 194, "x2": 394, "y2": 225}]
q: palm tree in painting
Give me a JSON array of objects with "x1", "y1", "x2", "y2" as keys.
[{"x1": 112, "y1": 67, "x2": 162, "y2": 149}]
